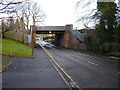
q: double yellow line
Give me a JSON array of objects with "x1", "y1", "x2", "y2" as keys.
[{"x1": 40, "y1": 44, "x2": 82, "y2": 90}]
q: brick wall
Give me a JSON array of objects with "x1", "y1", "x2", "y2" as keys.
[{"x1": 56, "y1": 24, "x2": 87, "y2": 51}]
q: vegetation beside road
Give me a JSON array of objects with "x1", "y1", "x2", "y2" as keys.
[
  {"x1": 0, "y1": 38, "x2": 32, "y2": 71},
  {"x1": 84, "y1": 2, "x2": 120, "y2": 56},
  {"x1": 1, "y1": 38, "x2": 32, "y2": 57}
]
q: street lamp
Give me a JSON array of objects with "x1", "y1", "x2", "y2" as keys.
[{"x1": 49, "y1": 31, "x2": 51, "y2": 34}]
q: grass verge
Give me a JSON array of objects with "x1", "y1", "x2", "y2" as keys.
[
  {"x1": 0, "y1": 55, "x2": 15, "y2": 72},
  {"x1": 0, "y1": 38, "x2": 32, "y2": 71},
  {"x1": 1, "y1": 38, "x2": 32, "y2": 57}
]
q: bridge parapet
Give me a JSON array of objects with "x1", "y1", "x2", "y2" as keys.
[{"x1": 36, "y1": 26, "x2": 66, "y2": 34}]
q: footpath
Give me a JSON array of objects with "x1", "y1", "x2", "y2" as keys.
[{"x1": 2, "y1": 44, "x2": 68, "y2": 89}]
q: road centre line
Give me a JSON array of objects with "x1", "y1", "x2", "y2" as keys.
[
  {"x1": 87, "y1": 61, "x2": 98, "y2": 66},
  {"x1": 54, "y1": 48, "x2": 99, "y2": 66},
  {"x1": 74, "y1": 59, "x2": 98, "y2": 66}
]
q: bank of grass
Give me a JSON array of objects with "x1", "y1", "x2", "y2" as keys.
[{"x1": 1, "y1": 38, "x2": 32, "y2": 57}]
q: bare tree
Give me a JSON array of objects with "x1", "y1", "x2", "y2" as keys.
[
  {"x1": 13, "y1": 1, "x2": 31, "y2": 29},
  {"x1": 14, "y1": 1, "x2": 46, "y2": 29},
  {"x1": 19, "y1": 2, "x2": 31, "y2": 29},
  {"x1": 75, "y1": 0, "x2": 97, "y2": 28},
  {"x1": 0, "y1": 0, "x2": 25, "y2": 13},
  {"x1": 30, "y1": 3, "x2": 46, "y2": 25},
  {"x1": 24, "y1": 2, "x2": 31, "y2": 29},
  {"x1": 1, "y1": 0, "x2": 46, "y2": 30},
  {"x1": 76, "y1": 0, "x2": 95, "y2": 8}
]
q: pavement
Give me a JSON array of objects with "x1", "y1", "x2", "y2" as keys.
[{"x1": 2, "y1": 44, "x2": 69, "y2": 89}]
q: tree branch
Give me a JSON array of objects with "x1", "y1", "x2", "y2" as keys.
[{"x1": 0, "y1": 0, "x2": 24, "y2": 13}]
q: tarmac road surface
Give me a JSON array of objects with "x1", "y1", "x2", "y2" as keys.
[
  {"x1": 2, "y1": 41, "x2": 119, "y2": 89},
  {"x1": 45, "y1": 46, "x2": 118, "y2": 88}
]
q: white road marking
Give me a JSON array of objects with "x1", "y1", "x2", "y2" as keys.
[
  {"x1": 73, "y1": 59, "x2": 98, "y2": 66},
  {"x1": 74, "y1": 60, "x2": 79, "y2": 62},
  {"x1": 87, "y1": 61, "x2": 98, "y2": 66}
]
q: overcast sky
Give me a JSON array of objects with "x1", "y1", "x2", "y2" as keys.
[
  {"x1": 32, "y1": 0, "x2": 91, "y2": 28},
  {"x1": 0, "y1": 0, "x2": 96, "y2": 29},
  {"x1": 1, "y1": 0, "x2": 117, "y2": 29}
]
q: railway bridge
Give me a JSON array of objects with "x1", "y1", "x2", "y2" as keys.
[{"x1": 30, "y1": 24, "x2": 86, "y2": 50}]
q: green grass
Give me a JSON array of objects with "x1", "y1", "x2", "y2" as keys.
[{"x1": 1, "y1": 38, "x2": 32, "y2": 57}]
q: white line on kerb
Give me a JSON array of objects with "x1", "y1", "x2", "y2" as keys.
[{"x1": 87, "y1": 61, "x2": 98, "y2": 66}]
